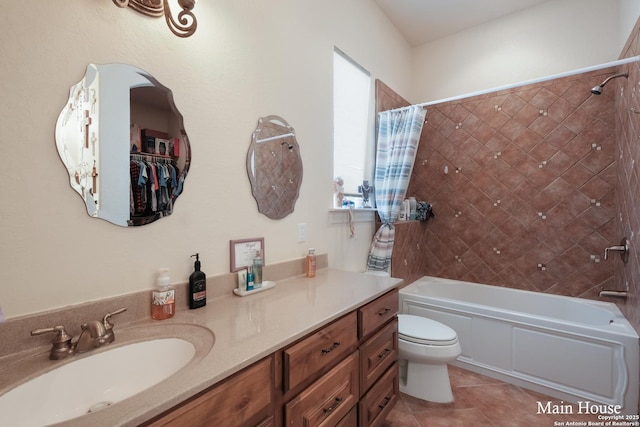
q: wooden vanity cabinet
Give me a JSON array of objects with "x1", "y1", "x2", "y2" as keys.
[
  {"x1": 283, "y1": 312, "x2": 358, "y2": 394},
  {"x1": 358, "y1": 360, "x2": 399, "y2": 427},
  {"x1": 357, "y1": 289, "x2": 399, "y2": 427},
  {"x1": 336, "y1": 407, "x2": 358, "y2": 426},
  {"x1": 285, "y1": 351, "x2": 360, "y2": 426},
  {"x1": 142, "y1": 355, "x2": 275, "y2": 427},
  {"x1": 359, "y1": 318, "x2": 398, "y2": 395},
  {"x1": 282, "y1": 289, "x2": 399, "y2": 427},
  {"x1": 358, "y1": 289, "x2": 398, "y2": 341},
  {"x1": 141, "y1": 288, "x2": 399, "y2": 427}
]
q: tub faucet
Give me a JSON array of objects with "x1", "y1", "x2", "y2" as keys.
[
  {"x1": 598, "y1": 289, "x2": 628, "y2": 299},
  {"x1": 604, "y1": 238, "x2": 630, "y2": 263}
]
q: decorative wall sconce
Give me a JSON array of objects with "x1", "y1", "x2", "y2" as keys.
[{"x1": 113, "y1": 0, "x2": 197, "y2": 38}]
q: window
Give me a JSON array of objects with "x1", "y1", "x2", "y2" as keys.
[{"x1": 333, "y1": 48, "x2": 373, "y2": 198}]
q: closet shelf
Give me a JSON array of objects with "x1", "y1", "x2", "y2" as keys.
[{"x1": 130, "y1": 152, "x2": 174, "y2": 159}]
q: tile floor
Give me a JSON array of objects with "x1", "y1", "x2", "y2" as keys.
[{"x1": 384, "y1": 365, "x2": 613, "y2": 427}]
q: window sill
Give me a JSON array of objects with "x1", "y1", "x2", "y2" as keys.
[
  {"x1": 328, "y1": 208, "x2": 377, "y2": 224},
  {"x1": 329, "y1": 208, "x2": 377, "y2": 212}
]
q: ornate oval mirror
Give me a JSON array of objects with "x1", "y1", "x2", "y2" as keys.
[
  {"x1": 55, "y1": 64, "x2": 191, "y2": 226},
  {"x1": 246, "y1": 116, "x2": 303, "y2": 219}
]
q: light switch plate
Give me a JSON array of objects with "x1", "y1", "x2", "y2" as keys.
[{"x1": 297, "y1": 223, "x2": 306, "y2": 243}]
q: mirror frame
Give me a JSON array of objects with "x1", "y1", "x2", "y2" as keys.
[
  {"x1": 55, "y1": 63, "x2": 191, "y2": 226},
  {"x1": 246, "y1": 116, "x2": 303, "y2": 219}
]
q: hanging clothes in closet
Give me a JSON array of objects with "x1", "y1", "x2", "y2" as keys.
[{"x1": 130, "y1": 155, "x2": 184, "y2": 222}]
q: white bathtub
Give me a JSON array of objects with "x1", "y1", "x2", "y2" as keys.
[{"x1": 399, "y1": 276, "x2": 639, "y2": 414}]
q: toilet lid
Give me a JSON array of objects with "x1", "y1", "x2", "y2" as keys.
[{"x1": 398, "y1": 314, "x2": 458, "y2": 345}]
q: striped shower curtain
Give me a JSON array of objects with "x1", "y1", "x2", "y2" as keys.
[{"x1": 366, "y1": 105, "x2": 426, "y2": 272}]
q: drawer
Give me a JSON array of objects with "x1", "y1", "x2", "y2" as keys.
[
  {"x1": 335, "y1": 407, "x2": 357, "y2": 427},
  {"x1": 256, "y1": 416, "x2": 274, "y2": 427},
  {"x1": 285, "y1": 351, "x2": 359, "y2": 427},
  {"x1": 144, "y1": 356, "x2": 273, "y2": 427},
  {"x1": 284, "y1": 312, "x2": 357, "y2": 392},
  {"x1": 358, "y1": 289, "x2": 398, "y2": 340},
  {"x1": 358, "y1": 362, "x2": 399, "y2": 427},
  {"x1": 359, "y1": 318, "x2": 398, "y2": 395}
]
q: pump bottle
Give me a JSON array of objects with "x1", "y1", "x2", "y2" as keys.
[
  {"x1": 189, "y1": 253, "x2": 207, "y2": 309},
  {"x1": 306, "y1": 248, "x2": 316, "y2": 278},
  {"x1": 152, "y1": 269, "x2": 175, "y2": 320}
]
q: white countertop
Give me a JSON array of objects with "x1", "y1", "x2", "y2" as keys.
[{"x1": 56, "y1": 269, "x2": 402, "y2": 427}]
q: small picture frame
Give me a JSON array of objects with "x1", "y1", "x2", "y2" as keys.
[{"x1": 230, "y1": 238, "x2": 264, "y2": 272}]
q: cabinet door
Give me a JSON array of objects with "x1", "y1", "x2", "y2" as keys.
[
  {"x1": 358, "y1": 290, "x2": 398, "y2": 340},
  {"x1": 283, "y1": 312, "x2": 357, "y2": 392},
  {"x1": 285, "y1": 351, "x2": 359, "y2": 427},
  {"x1": 144, "y1": 356, "x2": 274, "y2": 427},
  {"x1": 359, "y1": 362, "x2": 399, "y2": 427},
  {"x1": 359, "y1": 318, "x2": 398, "y2": 396}
]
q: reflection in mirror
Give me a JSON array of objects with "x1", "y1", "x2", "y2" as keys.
[
  {"x1": 246, "y1": 116, "x2": 303, "y2": 220},
  {"x1": 55, "y1": 64, "x2": 191, "y2": 226}
]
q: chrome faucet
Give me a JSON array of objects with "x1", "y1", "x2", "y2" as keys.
[
  {"x1": 31, "y1": 308, "x2": 126, "y2": 360},
  {"x1": 604, "y1": 238, "x2": 630, "y2": 263},
  {"x1": 598, "y1": 289, "x2": 628, "y2": 299},
  {"x1": 75, "y1": 320, "x2": 108, "y2": 353}
]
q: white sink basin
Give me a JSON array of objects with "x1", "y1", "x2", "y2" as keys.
[{"x1": 0, "y1": 338, "x2": 196, "y2": 427}]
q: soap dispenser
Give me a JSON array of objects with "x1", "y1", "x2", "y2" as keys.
[
  {"x1": 152, "y1": 269, "x2": 175, "y2": 320},
  {"x1": 189, "y1": 253, "x2": 207, "y2": 309},
  {"x1": 306, "y1": 248, "x2": 316, "y2": 278}
]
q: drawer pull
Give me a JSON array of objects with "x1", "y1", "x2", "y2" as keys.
[
  {"x1": 378, "y1": 396, "x2": 391, "y2": 410},
  {"x1": 321, "y1": 341, "x2": 340, "y2": 355},
  {"x1": 378, "y1": 348, "x2": 391, "y2": 359},
  {"x1": 322, "y1": 397, "x2": 343, "y2": 414},
  {"x1": 377, "y1": 308, "x2": 391, "y2": 316}
]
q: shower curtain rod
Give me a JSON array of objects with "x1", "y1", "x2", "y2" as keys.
[
  {"x1": 379, "y1": 102, "x2": 428, "y2": 114},
  {"x1": 419, "y1": 55, "x2": 640, "y2": 107}
]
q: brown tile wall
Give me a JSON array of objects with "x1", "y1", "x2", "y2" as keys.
[
  {"x1": 381, "y1": 18, "x2": 640, "y2": 411},
  {"x1": 386, "y1": 68, "x2": 623, "y2": 300},
  {"x1": 615, "y1": 19, "x2": 640, "y2": 332}
]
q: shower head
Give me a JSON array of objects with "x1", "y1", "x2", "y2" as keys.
[{"x1": 591, "y1": 72, "x2": 629, "y2": 95}]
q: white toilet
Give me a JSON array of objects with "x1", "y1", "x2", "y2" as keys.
[{"x1": 398, "y1": 314, "x2": 462, "y2": 403}]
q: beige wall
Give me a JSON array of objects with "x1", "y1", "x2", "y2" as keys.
[
  {"x1": 411, "y1": 0, "x2": 626, "y2": 103},
  {"x1": 621, "y1": 0, "x2": 640, "y2": 49},
  {"x1": 0, "y1": 0, "x2": 410, "y2": 318}
]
